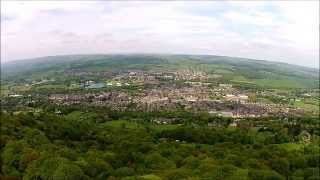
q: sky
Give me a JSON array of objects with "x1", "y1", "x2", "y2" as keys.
[{"x1": 1, "y1": 1, "x2": 319, "y2": 68}]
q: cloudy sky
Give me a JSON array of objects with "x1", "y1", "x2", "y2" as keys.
[{"x1": 1, "y1": 1, "x2": 319, "y2": 68}]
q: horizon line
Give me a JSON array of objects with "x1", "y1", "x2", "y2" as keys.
[{"x1": 1, "y1": 52, "x2": 319, "y2": 70}]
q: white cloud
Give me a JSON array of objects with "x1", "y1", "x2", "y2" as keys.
[{"x1": 1, "y1": 1, "x2": 319, "y2": 68}]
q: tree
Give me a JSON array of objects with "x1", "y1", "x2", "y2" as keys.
[
  {"x1": 76, "y1": 151, "x2": 113, "y2": 179},
  {"x1": 163, "y1": 168, "x2": 194, "y2": 180},
  {"x1": 112, "y1": 167, "x2": 135, "y2": 178},
  {"x1": 1, "y1": 140, "x2": 35, "y2": 177},
  {"x1": 144, "y1": 152, "x2": 175, "y2": 170},
  {"x1": 52, "y1": 163, "x2": 86, "y2": 180},
  {"x1": 22, "y1": 127, "x2": 50, "y2": 146},
  {"x1": 24, "y1": 156, "x2": 86, "y2": 180},
  {"x1": 270, "y1": 158, "x2": 290, "y2": 178},
  {"x1": 248, "y1": 169, "x2": 285, "y2": 180},
  {"x1": 181, "y1": 156, "x2": 201, "y2": 169}
]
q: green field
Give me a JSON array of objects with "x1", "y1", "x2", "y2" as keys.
[
  {"x1": 231, "y1": 74, "x2": 318, "y2": 89},
  {"x1": 33, "y1": 84, "x2": 68, "y2": 90},
  {"x1": 104, "y1": 120, "x2": 145, "y2": 129},
  {"x1": 294, "y1": 100, "x2": 319, "y2": 114}
]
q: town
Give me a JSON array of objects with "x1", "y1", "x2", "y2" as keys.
[{"x1": 3, "y1": 69, "x2": 318, "y2": 120}]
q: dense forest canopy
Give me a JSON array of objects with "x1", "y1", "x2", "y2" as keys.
[{"x1": 1, "y1": 105, "x2": 319, "y2": 180}]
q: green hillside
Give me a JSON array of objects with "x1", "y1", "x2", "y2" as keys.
[{"x1": 2, "y1": 54, "x2": 319, "y2": 89}]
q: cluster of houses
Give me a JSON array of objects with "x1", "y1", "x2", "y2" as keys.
[
  {"x1": 47, "y1": 83, "x2": 305, "y2": 117},
  {"x1": 224, "y1": 94, "x2": 249, "y2": 103}
]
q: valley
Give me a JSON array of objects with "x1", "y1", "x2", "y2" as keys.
[{"x1": 1, "y1": 54, "x2": 319, "y2": 180}]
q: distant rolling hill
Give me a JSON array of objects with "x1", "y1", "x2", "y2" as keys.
[{"x1": 1, "y1": 54, "x2": 319, "y2": 89}]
